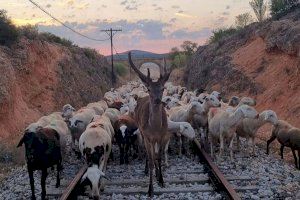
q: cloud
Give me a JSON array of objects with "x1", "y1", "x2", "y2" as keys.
[
  {"x1": 175, "y1": 12, "x2": 197, "y2": 19},
  {"x1": 67, "y1": 0, "x2": 74, "y2": 6},
  {"x1": 222, "y1": 11, "x2": 230, "y2": 16},
  {"x1": 152, "y1": 4, "x2": 157, "y2": 7},
  {"x1": 46, "y1": 4, "x2": 51, "y2": 8},
  {"x1": 213, "y1": 16, "x2": 228, "y2": 27},
  {"x1": 102, "y1": 4, "x2": 107, "y2": 8},
  {"x1": 169, "y1": 27, "x2": 212, "y2": 39},
  {"x1": 226, "y1": 5, "x2": 230, "y2": 9},
  {"x1": 172, "y1": 5, "x2": 180, "y2": 9},
  {"x1": 120, "y1": 0, "x2": 127, "y2": 5},
  {"x1": 155, "y1": 7, "x2": 163, "y2": 11},
  {"x1": 169, "y1": 18, "x2": 177, "y2": 23}
]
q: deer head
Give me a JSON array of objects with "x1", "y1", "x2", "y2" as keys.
[{"x1": 128, "y1": 52, "x2": 172, "y2": 105}]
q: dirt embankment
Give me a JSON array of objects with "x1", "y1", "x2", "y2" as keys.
[
  {"x1": 185, "y1": 9, "x2": 300, "y2": 138},
  {"x1": 0, "y1": 37, "x2": 111, "y2": 140}
]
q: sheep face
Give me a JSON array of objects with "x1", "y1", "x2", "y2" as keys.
[
  {"x1": 62, "y1": 104, "x2": 75, "y2": 119},
  {"x1": 205, "y1": 94, "x2": 221, "y2": 107},
  {"x1": 81, "y1": 166, "x2": 108, "y2": 200},
  {"x1": 263, "y1": 110, "x2": 278, "y2": 125},
  {"x1": 239, "y1": 105, "x2": 259, "y2": 119},
  {"x1": 228, "y1": 96, "x2": 240, "y2": 107},
  {"x1": 68, "y1": 118, "x2": 85, "y2": 130},
  {"x1": 17, "y1": 131, "x2": 37, "y2": 163},
  {"x1": 179, "y1": 123, "x2": 195, "y2": 139},
  {"x1": 240, "y1": 97, "x2": 256, "y2": 106},
  {"x1": 211, "y1": 91, "x2": 221, "y2": 101}
]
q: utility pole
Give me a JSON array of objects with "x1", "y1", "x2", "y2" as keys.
[{"x1": 101, "y1": 28, "x2": 122, "y2": 87}]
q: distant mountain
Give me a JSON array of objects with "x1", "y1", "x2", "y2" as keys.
[{"x1": 107, "y1": 50, "x2": 169, "y2": 61}]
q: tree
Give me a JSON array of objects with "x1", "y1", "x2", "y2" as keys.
[
  {"x1": 180, "y1": 41, "x2": 198, "y2": 56},
  {"x1": 250, "y1": 0, "x2": 267, "y2": 22},
  {"x1": 235, "y1": 12, "x2": 254, "y2": 28},
  {"x1": 0, "y1": 10, "x2": 19, "y2": 46},
  {"x1": 169, "y1": 47, "x2": 180, "y2": 60},
  {"x1": 270, "y1": 0, "x2": 299, "y2": 16}
]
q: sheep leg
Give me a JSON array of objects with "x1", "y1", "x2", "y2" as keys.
[
  {"x1": 119, "y1": 145, "x2": 125, "y2": 165},
  {"x1": 164, "y1": 140, "x2": 170, "y2": 167},
  {"x1": 219, "y1": 133, "x2": 224, "y2": 160},
  {"x1": 178, "y1": 137, "x2": 182, "y2": 156},
  {"x1": 209, "y1": 136, "x2": 214, "y2": 158},
  {"x1": 55, "y1": 162, "x2": 61, "y2": 188},
  {"x1": 41, "y1": 169, "x2": 48, "y2": 200},
  {"x1": 28, "y1": 167, "x2": 36, "y2": 200},
  {"x1": 236, "y1": 135, "x2": 240, "y2": 152},
  {"x1": 124, "y1": 144, "x2": 129, "y2": 164},
  {"x1": 280, "y1": 145, "x2": 284, "y2": 159},
  {"x1": 266, "y1": 135, "x2": 276, "y2": 154},
  {"x1": 229, "y1": 135, "x2": 235, "y2": 161},
  {"x1": 298, "y1": 150, "x2": 300, "y2": 169},
  {"x1": 291, "y1": 149, "x2": 298, "y2": 169}
]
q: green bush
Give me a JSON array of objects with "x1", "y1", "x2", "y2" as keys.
[
  {"x1": 39, "y1": 32, "x2": 73, "y2": 47},
  {"x1": 19, "y1": 25, "x2": 38, "y2": 40},
  {"x1": 208, "y1": 27, "x2": 238, "y2": 44},
  {"x1": 270, "y1": 0, "x2": 299, "y2": 17},
  {"x1": 0, "y1": 10, "x2": 19, "y2": 46},
  {"x1": 115, "y1": 62, "x2": 128, "y2": 77},
  {"x1": 83, "y1": 48, "x2": 97, "y2": 60},
  {"x1": 172, "y1": 53, "x2": 187, "y2": 68}
]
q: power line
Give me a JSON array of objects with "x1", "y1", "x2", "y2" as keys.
[
  {"x1": 27, "y1": 0, "x2": 110, "y2": 42},
  {"x1": 101, "y1": 28, "x2": 122, "y2": 87}
]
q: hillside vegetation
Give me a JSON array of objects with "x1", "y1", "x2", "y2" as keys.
[
  {"x1": 184, "y1": 7, "x2": 300, "y2": 135},
  {"x1": 0, "y1": 13, "x2": 112, "y2": 140}
]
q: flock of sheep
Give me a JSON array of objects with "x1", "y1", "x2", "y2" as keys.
[{"x1": 17, "y1": 55, "x2": 300, "y2": 200}]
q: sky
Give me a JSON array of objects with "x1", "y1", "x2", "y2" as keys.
[{"x1": 1, "y1": 0, "x2": 260, "y2": 55}]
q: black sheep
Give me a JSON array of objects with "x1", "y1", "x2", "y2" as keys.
[{"x1": 17, "y1": 127, "x2": 62, "y2": 200}]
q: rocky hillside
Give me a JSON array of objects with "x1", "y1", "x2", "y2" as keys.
[
  {"x1": 0, "y1": 36, "x2": 111, "y2": 139},
  {"x1": 185, "y1": 8, "x2": 300, "y2": 137}
]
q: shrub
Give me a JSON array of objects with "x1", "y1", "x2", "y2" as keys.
[
  {"x1": 19, "y1": 25, "x2": 38, "y2": 40},
  {"x1": 115, "y1": 62, "x2": 128, "y2": 77},
  {"x1": 172, "y1": 53, "x2": 187, "y2": 68},
  {"x1": 208, "y1": 27, "x2": 238, "y2": 44},
  {"x1": 0, "y1": 10, "x2": 19, "y2": 46},
  {"x1": 39, "y1": 32, "x2": 73, "y2": 47},
  {"x1": 83, "y1": 47, "x2": 97, "y2": 60},
  {"x1": 270, "y1": 0, "x2": 299, "y2": 17}
]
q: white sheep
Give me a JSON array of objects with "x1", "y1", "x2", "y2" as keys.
[
  {"x1": 236, "y1": 110, "x2": 278, "y2": 155},
  {"x1": 164, "y1": 120, "x2": 195, "y2": 166},
  {"x1": 62, "y1": 104, "x2": 76, "y2": 120},
  {"x1": 208, "y1": 105, "x2": 259, "y2": 161}
]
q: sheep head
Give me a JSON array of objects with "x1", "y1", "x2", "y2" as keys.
[{"x1": 238, "y1": 105, "x2": 259, "y2": 119}]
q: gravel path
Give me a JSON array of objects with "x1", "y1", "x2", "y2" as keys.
[{"x1": 0, "y1": 135, "x2": 299, "y2": 200}]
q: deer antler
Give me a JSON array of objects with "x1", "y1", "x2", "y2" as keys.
[
  {"x1": 128, "y1": 52, "x2": 150, "y2": 84},
  {"x1": 159, "y1": 57, "x2": 172, "y2": 83}
]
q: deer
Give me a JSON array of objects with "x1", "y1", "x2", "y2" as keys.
[{"x1": 128, "y1": 52, "x2": 171, "y2": 197}]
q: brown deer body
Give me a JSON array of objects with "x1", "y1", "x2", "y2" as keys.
[{"x1": 128, "y1": 52, "x2": 171, "y2": 197}]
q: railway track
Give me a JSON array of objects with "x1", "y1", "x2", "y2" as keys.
[{"x1": 47, "y1": 139, "x2": 259, "y2": 200}]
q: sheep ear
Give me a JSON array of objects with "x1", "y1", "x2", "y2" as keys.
[{"x1": 17, "y1": 136, "x2": 24, "y2": 147}]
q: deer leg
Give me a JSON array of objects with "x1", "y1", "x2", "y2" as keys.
[
  {"x1": 158, "y1": 146, "x2": 164, "y2": 187},
  {"x1": 28, "y1": 166, "x2": 36, "y2": 200},
  {"x1": 146, "y1": 145, "x2": 154, "y2": 197},
  {"x1": 266, "y1": 135, "x2": 276, "y2": 154},
  {"x1": 292, "y1": 148, "x2": 297, "y2": 169},
  {"x1": 280, "y1": 145, "x2": 284, "y2": 159},
  {"x1": 41, "y1": 168, "x2": 48, "y2": 200}
]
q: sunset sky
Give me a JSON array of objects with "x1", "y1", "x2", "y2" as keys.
[{"x1": 2, "y1": 0, "x2": 265, "y2": 55}]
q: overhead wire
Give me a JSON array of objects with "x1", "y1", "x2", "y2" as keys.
[{"x1": 27, "y1": 0, "x2": 110, "y2": 42}]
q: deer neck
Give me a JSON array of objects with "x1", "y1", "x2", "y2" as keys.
[
  {"x1": 149, "y1": 100, "x2": 163, "y2": 128},
  {"x1": 227, "y1": 109, "x2": 244, "y2": 127}
]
